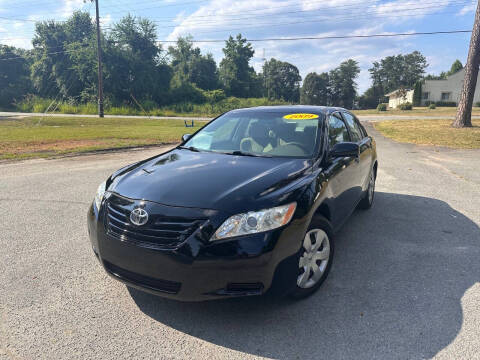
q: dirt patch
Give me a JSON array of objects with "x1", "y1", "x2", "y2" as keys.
[{"x1": 1, "y1": 139, "x2": 113, "y2": 154}]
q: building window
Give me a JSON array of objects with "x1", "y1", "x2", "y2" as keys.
[
  {"x1": 441, "y1": 92, "x2": 451, "y2": 101},
  {"x1": 423, "y1": 92, "x2": 429, "y2": 100}
]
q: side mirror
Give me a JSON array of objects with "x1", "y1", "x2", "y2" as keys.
[
  {"x1": 329, "y1": 142, "x2": 360, "y2": 158},
  {"x1": 182, "y1": 134, "x2": 192, "y2": 142}
]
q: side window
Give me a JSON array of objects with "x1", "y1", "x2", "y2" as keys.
[
  {"x1": 342, "y1": 112, "x2": 363, "y2": 141},
  {"x1": 327, "y1": 113, "x2": 350, "y2": 147}
]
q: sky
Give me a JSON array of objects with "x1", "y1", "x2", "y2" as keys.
[{"x1": 0, "y1": 0, "x2": 478, "y2": 93}]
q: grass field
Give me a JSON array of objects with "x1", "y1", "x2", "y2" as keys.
[
  {"x1": 2, "y1": 113, "x2": 480, "y2": 161},
  {"x1": 0, "y1": 116, "x2": 206, "y2": 160},
  {"x1": 374, "y1": 118, "x2": 480, "y2": 149}
]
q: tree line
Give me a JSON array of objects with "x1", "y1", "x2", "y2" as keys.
[{"x1": 0, "y1": 11, "x2": 459, "y2": 111}]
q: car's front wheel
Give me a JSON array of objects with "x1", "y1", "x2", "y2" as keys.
[{"x1": 290, "y1": 215, "x2": 334, "y2": 299}]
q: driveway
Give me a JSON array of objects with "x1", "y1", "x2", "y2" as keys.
[{"x1": 0, "y1": 125, "x2": 479, "y2": 359}]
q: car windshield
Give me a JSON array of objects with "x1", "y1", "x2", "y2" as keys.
[{"x1": 183, "y1": 111, "x2": 321, "y2": 158}]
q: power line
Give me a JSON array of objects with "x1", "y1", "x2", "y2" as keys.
[
  {"x1": 114, "y1": 0, "x2": 474, "y2": 25},
  {"x1": 158, "y1": 30, "x2": 473, "y2": 43},
  {"x1": 0, "y1": 2, "x2": 473, "y2": 43},
  {"x1": 146, "y1": 4, "x2": 477, "y2": 35},
  {"x1": 0, "y1": 29, "x2": 472, "y2": 61},
  {"x1": 98, "y1": 0, "x2": 474, "y2": 36},
  {"x1": 0, "y1": 16, "x2": 39, "y2": 22}
]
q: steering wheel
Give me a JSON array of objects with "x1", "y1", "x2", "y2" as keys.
[{"x1": 240, "y1": 137, "x2": 255, "y2": 152}]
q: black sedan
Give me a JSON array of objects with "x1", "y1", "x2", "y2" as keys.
[{"x1": 87, "y1": 106, "x2": 377, "y2": 301}]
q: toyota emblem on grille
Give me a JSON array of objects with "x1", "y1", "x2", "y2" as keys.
[{"x1": 130, "y1": 208, "x2": 149, "y2": 226}]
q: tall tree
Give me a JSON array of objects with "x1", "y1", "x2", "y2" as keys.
[
  {"x1": 300, "y1": 72, "x2": 329, "y2": 105},
  {"x1": 0, "y1": 45, "x2": 31, "y2": 108},
  {"x1": 369, "y1": 51, "x2": 427, "y2": 96},
  {"x1": 357, "y1": 86, "x2": 385, "y2": 109},
  {"x1": 329, "y1": 59, "x2": 360, "y2": 108},
  {"x1": 262, "y1": 58, "x2": 301, "y2": 102},
  {"x1": 454, "y1": 2, "x2": 480, "y2": 127},
  {"x1": 31, "y1": 11, "x2": 96, "y2": 100},
  {"x1": 449, "y1": 59, "x2": 463, "y2": 75},
  {"x1": 105, "y1": 14, "x2": 171, "y2": 103},
  {"x1": 168, "y1": 36, "x2": 218, "y2": 90},
  {"x1": 219, "y1": 34, "x2": 256, "y2": 97}
]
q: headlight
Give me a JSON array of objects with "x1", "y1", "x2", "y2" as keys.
[
  {"x1": 94, "y1": 181, "x2": 107, "y2": 210},
  {"x1": 211, "y1": 202, "x2": 297, "y2": 241}
]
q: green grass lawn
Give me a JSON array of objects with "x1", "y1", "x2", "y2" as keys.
[
  {"x1": 374, "y1": 118, "x2": 480, "y2": 149},
  {"x1": 0, "y1": 116, "x2": 207, "y2": 160}
]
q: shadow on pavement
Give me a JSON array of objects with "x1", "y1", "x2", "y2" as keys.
[{"x1": 128, "y1": 192, "x2": 480, "y2": 359}]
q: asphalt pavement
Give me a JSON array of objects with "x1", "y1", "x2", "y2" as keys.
[{"x1": 0, "y1": 124, "x2": 479, "y2": 359}]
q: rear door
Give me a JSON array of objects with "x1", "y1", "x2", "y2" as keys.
[{"x1": 341, "y1": 111, "x2": 373, "y2": 193}]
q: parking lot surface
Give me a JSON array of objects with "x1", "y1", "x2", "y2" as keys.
[{"x1": 1, "y1": 124, "x2": 479, "y2": 359}]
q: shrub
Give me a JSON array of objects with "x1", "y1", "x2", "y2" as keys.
[
  {"x1": 424, "y1": 100, "x2": 433, "y2": 106},
  {"x1": 141, "y1": 100, "x2": 157, "y2": 111},
  {"x1": 399, "y1": 102, "x2": 412, "y2": 110},
  {"x1": 429, "y1": 103, "x2": 436, "y2": 109},
  {"x1": 203, "y1": 89, "x2": 226, "y2": 104},
  {"x1": 376, "y1": 103, "x2": 387, "y2": 111},
  {"x1": 435, "y1": 101, "x2": 456, "y2": 107}
]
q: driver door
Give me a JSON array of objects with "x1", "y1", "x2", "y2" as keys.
[{"x1": 323, "y1": 112, "x2": 361, "y2": 228}]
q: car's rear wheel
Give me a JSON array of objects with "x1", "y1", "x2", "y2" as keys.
[
  {"x1": 358, "y1": 167, "x2": 376, "y2": 210},
  {"x1": 290, "y1": 215, "x2": 334, "y2": 299}
]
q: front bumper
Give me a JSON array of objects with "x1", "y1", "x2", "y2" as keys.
[{"x1": 87, "y1": 198, "x2": 309, "y2": 301}]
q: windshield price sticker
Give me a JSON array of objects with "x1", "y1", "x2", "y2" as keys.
[{"x1": 283, "y1": 113, "x2": 319, "y2": 120}]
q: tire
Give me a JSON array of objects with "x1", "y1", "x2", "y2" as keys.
[
  {"x1": 358, "y1": 167, "x2": 376, "y2": 210},
  {"x1": 289, "y1": 215, "x2": 334, "y2": 300}
]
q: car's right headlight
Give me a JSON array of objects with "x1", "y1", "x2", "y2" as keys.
[
  {"x1": 94, "y1": 180, "x2": 107, "y2": 211},
  {"x1": 211, "y1": 202, "x2": 297, "y2": 241}
]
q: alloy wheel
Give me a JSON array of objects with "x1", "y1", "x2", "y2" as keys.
[{"x1": 297, "y1": 229, "x2": 331, "y2": 289}]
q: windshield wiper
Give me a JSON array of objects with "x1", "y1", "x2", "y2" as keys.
[
  {"x1": 221, "y1": 150, "x2": 272, "y2": 158},
  {"x1": 178, "y1": 145, "x2": 200, "y2": 152}
]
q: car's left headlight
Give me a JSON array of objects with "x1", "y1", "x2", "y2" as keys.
[
  {"x1": 94, "y1": 180, "x2": 107, "y2": 211},
  {"x1": 211, "y1": 202, "x2": 297, "y2": 241}
]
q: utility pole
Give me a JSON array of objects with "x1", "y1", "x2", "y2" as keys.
[
  {"x1": 94, "y1": 0, "x2": 104, "y2": 117},
  {"x1": 453, "y1": 0, "x2": 480, "y2": 128}
]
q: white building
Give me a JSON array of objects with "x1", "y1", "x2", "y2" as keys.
[
  {"x1": 421, "y1": 68, "x2": 480, "y2": 105},
  {"x1": 386, "y1": 68, "x2": 480, "y2": 108},
  {"x1": 386, "y1": 89, "x2": 414, "y2": 109}
]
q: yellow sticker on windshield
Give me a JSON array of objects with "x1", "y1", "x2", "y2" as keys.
[{"x1": 283, "y1": 113, "x2": 319, "y2": 120}]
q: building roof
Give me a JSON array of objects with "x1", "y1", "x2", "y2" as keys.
[{"x1": 385, "y1": 89, "x2": 413, "y2": 97}]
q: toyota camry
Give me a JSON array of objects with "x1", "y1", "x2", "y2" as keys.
[{"x1": 87, "y1": 106, "x2": 377, "y2": 301}]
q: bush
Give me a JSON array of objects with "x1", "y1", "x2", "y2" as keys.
[
  {"x1": 435, "y1": 101, "x2": 456, "y2": 107},
  {"x1": 429, "y1": 103, "x2": 436, "y2": 109},
  {"x1": 424, "y1": 100, "x2": 433, "y2": 106},
  {"x1": 399, "y1": 102, "x2": 412, "y2": 110},
  {"x1": 203, "y1": 89, "x2": 226, "y2": 104},
  {"x1": 376, "y1": 103, "x2": 387, "y2": 111},
  {"x1": 14, "y1": 95, "x2": 289, "y2": 117}
]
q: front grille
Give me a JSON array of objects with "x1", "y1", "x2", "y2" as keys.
[
  {"x1": 104, "y1": 260, "x2": 181, "y2": 294},
  {"x1": 105, "y1": 198, "x2": 205, "y2": 249}
]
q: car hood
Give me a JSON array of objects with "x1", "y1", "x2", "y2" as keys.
[{"x1": 108, "y1": 148, "x2": 313, "y2": 213}]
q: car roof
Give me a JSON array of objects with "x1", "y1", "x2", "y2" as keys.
[{"x1": 228, "y1": 105, "x2": 347, "y2": 116}]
